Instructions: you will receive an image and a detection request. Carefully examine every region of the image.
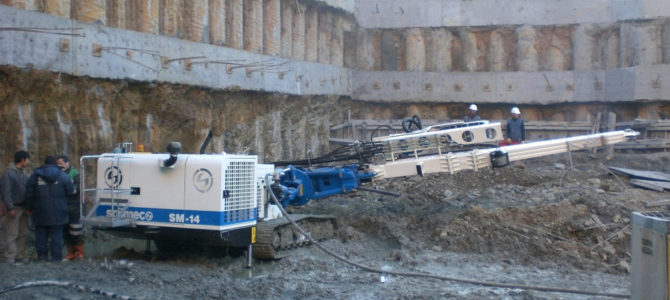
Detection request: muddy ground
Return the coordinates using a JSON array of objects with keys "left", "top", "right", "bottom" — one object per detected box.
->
[{"left": 1, "top": 151, "right": 668, "bottom": 299}]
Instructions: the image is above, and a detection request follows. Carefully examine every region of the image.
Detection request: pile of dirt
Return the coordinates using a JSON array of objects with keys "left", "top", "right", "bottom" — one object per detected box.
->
[{"left": 306, "top": 151, "right": 664, "bottom": 274}]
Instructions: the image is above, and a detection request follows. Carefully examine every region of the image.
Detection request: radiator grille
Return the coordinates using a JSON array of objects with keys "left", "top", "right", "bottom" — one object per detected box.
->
[{"left": 223, "top": 160, "right": 255, "bottom": 222}]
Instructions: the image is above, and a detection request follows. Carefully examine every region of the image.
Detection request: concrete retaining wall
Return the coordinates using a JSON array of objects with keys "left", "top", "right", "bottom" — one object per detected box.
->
[
  {"left": 2, "top": 4, "right": 670, "bottom": 104},
  {"left": 353, "top": 66, "right": 670, "bottom": 103},
  {"left": 0, "top": 5, "right": 350, "bottom": 96},
  {"left": 356, "top": 0, "right": 670, "bottom": 28}
]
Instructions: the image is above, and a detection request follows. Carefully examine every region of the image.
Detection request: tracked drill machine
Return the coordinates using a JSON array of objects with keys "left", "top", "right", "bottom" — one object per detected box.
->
[{"left": 80, "top": 120, "right": 638, "bottom": 260}]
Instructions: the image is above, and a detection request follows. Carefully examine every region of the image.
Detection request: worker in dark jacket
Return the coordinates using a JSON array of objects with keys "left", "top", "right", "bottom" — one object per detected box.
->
[
  {"left": 1, "top": 150, "right": 31, "bottom": 263},
  {"left": 25, "top": 156, "right": 74, "bottom": 261},
  {"left": 500, "top": 107, "right": 525, "bottom": 146},
  {"left": 57, "top": 155, "right": 84, "bottom": 260}
]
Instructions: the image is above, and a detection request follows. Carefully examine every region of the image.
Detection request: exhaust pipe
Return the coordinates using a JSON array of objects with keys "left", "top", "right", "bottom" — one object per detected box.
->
[{"left": 162, "top": 141, "right": 182, "bottom": 168}]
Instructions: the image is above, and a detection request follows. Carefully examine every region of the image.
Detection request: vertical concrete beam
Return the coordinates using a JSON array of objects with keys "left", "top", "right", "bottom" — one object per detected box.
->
[
  {"left": 183, "top": 1, "right": 208, "bottom": 43},
  {"left": 573, "top": 24, "right": 596, "bottom": 71},
  {"left": 71, "top": 0, "right": 106, "bottom": 24},
  {"left": 225, "top": 0, "right": 244, "bottom": 49},
  {"left": 637, "top": 22, "right": 662, "bottom": 66},
  {"left": 459, "top": 29, "right": 478, "bottom": 72},
  {"left": 331, "top": 16, "right": 344, "bottom": 67},
  {"left": 405, "top": 28, "right": 426, "bottom": 71},
  {"left": 25, "top": 0, "right": 39, "bottom": 10},
  {"left": 280, "top": 0, "right": 293, "bottom": 58},
  {"left": 209, "top": 0, "right": 226, "bottom": 46},
  {"left": 263, "top": 0, "right": 280, "bottom": 56},
  {"left": 43, "top": 0, "right": 70, "bottom": 17},
  {"left": 125, "top": 2, "right": 138, "bottom": 31},
  {"left": 159, "top": 0, "right": 180, "bottom": 37},
  {"left": 380, "top": 30, "right": 399, "bottom": 71},
  {"left": 605, "top": 29, "right": 619, "bottom": 69},
  {"left": 291, "top": 1, "right": 306, "bottom": 60},
  {"left": 317, "top": 9, "right": 332, "bottom": 64},
  {"left": 426, "top": 28, "right": 452, "bottom": 72},
  {"left": 135, "top": 0, "right": 159, "bottom": 34},
  {"left": 244, "top": 0, "right": 263, "bottom": 53},
  {"left": 517, "top": 25, "right": 539, "bottom": 71},
  {"left": 489, "top": 29, "right": 506, "bottom": 71},
  {"left": 547, "top": 27, "right": 572, "bottom": 70},
  {"left": 106, "top": 0, "right": 126, "bottom": 29},
  {"left": 619, "top": 23, "right": 661, "bottom": 67},
  {"left": 343, "top": 30, "right": 356, "bottom": 68},
  {"left": 620, "top": 23, "right": 636, "bottom": 67},
  {"left": 664, "top": 22, "right": 670, "bottom": 64},
  {"left": 396, "top": 31, "right": 406, "bottom": 71},
  {"left": 304, "top": 5, "right": 318, "bottom": 62},
  {"left": 339, "top": 17, "right": 355, "bottom": 67},
  {"left": 357, "top": 29, "right": 381, "bottom": 70}
]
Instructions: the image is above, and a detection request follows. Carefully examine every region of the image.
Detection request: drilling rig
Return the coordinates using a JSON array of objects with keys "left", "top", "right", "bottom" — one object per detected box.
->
[{"left": 80, "top": 119, "right": 638, "bottom": 260}]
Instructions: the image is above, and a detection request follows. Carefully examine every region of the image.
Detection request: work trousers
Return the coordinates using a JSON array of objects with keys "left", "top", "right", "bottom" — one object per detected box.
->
[
  {"left": 64, "top": 200, "right": 83, "bottom": 246},
  {"left": 0, "top": 217, "right": 7, "bottom": 257},
  {"left": 35, "top": 225, "right": 63, "bottom": 261},
  {"left": 5, "top": 205, "right": 28, "bottom": 262}
]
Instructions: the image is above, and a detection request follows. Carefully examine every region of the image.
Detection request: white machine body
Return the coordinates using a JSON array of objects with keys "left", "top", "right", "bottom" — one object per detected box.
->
[{"left": 94, "top": 153, "right": 261, "bottom": 231}]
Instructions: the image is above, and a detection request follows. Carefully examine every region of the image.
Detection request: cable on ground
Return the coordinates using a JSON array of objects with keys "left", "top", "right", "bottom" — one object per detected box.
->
[
  {"left": 265, "top": 174, "right": 630, "bottom": 299},
  {"left": 0, "top": 280, "right": 133, "bottom": 299}
]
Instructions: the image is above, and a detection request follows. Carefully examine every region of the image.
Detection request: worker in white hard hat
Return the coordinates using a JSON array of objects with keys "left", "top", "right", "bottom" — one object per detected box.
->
[
  {"left": 500, "top": 106, "right": 525, "bottom": 146},
  {"left": 464, "top": 104, "right": 481, "bottom": 122}
]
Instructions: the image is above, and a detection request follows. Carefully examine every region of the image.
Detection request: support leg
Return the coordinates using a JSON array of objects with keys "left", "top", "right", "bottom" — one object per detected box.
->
[{"left": 246, "top": 244, "right": 253, "bottom": 268}]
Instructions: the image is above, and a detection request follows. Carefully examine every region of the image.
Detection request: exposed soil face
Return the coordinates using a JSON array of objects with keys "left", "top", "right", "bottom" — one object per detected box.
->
[
  {"left": 2, "top": 64, "right": 670, "bottom": 169},
  {"left": 2, "top": 151, "right": 665, "bottom": 299}
]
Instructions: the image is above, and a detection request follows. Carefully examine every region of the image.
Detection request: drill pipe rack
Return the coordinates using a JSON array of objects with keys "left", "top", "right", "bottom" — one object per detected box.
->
[{"left": 370, "top": 129, "right": 639, "bottom": 180}]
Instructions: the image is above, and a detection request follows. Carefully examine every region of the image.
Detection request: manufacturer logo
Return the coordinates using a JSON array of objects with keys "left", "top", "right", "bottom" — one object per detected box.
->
[
  {"left": 193, "top": 168, "right": 213, "bottom": 193},
  {"left": 105, "top": 209, "right": 153, "bottom": 221},
  {"left": 104, "top": 166, "right": 123, "bottom": 188}
]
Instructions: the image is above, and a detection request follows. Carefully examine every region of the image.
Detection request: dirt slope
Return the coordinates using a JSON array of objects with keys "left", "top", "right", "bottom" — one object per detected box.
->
[{"left": 2, "top": 151, "right": 666, "bottom": 299}]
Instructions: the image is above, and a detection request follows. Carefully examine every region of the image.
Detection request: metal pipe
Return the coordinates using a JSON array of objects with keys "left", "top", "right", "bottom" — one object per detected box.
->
[
  {"left": 372, "top": 130, "right": 639, "bottom": 179},
  {"left": 357, "top": 187, "right": 401, "bottom": 197},
  {"left": 246, "top": 244, "right": 253, "bottom": 268}
]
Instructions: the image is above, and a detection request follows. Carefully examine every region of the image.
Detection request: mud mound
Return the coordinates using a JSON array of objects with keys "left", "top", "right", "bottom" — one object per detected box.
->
[
  {"left": 437, "top": 196, "right": 633, "bottom": 272},
  {"left": 309, "top": 151, "right": 668, "bottom": 274}
]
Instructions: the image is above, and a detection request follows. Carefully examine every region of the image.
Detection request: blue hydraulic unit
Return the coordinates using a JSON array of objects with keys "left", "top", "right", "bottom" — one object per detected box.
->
[{"left": 274, "top": 164, "right": 376, "bottom": 207}]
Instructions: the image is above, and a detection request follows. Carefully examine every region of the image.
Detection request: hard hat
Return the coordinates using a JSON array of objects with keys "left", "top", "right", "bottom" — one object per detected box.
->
[
  {"left": 468, "top": 104, "right": 478, "bottom": 111},
  {"left": 510, "top": 107, "right": 521, "bottom": 114}
]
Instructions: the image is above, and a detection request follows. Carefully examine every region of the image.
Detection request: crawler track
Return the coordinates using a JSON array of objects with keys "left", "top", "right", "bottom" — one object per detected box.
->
[{"left": 254, "top": 214, "right": 337, "bottom": 259}]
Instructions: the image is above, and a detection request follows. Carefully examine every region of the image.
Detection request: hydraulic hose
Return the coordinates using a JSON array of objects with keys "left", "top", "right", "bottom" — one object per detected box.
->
[
  {"left": 0, "top": 280, "right": 132, "bottom": 299},
  {"left": 264, "top": 174, "right": 629, "bottom": 299}
]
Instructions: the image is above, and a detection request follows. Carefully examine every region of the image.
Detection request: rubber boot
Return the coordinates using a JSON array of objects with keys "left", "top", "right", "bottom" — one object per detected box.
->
[
  {"left": 66, "top": 245, "right": 75, "bottom": 260},
  {"left": 75, "top": 244, "right": 84, "bottom": 259}
]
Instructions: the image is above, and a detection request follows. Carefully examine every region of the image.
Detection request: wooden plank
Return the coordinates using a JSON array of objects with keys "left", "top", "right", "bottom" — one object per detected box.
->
[
  {"left": 614, "top": 139, "right": 670, "bottom": 150},
  {"left": 591, "top": 112, "right": 601, "bottom": 155},
  {"left": 645, "top": 199, "right": 670, "bottom": 208},
  {"left": 608, "top": 166, "right": 670, "bottom": 182},
  {"left": 607, "top": 112, "right": 616, "bottom": 159},
  {"left": 630, "top": 179, "right": 669, "bottom": 192}
]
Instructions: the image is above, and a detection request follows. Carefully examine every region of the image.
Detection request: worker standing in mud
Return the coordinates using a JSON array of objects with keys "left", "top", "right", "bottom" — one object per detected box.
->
[
  {"left": 464, "top": 104, "right": 481, "bottom": 122},
  {"left": 500, "top": 107, "right": 525, "bottom": 146},
  {"left": 1, "top": 150, "right": 31, "bottom": 264},
  {"left": 25, "top": 156, "right": 74, "bottom": 262},
  {"left": 57, "top": 155, "right": 84, "bottom": 260}
]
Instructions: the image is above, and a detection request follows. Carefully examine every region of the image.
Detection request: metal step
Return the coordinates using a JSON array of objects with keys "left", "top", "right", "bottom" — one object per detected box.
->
[{"left": 82, "top": 216, "right": 133, "bottom": 228}]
